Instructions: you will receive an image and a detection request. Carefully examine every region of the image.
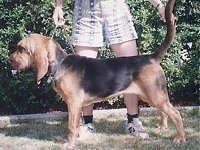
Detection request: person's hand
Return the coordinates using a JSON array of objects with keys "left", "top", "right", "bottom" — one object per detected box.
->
[
  {"left": 157, "top": 3, "right": 175, "bottom": 24},
  {"left": 52, "top": 6, "right": 65, "bottom": 26},
  {"left": 157, "top": 4, "right": 166, "bottom": 22}
]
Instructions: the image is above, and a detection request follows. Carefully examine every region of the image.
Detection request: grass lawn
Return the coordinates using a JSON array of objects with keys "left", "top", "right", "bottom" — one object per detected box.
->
[{"left": 0, "top": 107, "right": 199, "bottom": 150}]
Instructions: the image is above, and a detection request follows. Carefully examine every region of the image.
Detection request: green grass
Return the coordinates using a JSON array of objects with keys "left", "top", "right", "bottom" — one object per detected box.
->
[{"left": 0, "top": 108, "right": 199, "bottom": 150}]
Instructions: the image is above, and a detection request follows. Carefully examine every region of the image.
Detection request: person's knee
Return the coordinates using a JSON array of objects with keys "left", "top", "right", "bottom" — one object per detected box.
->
[
  {"left": 75, "top": 46, "right": 99, "bottom": 58},
  {"left": 111, "top": 40, "right": 138, "bottom": 57}
]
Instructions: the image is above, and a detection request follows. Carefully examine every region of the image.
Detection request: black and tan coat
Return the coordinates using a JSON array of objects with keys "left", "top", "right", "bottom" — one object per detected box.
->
[{"left": 9, "top": 0, "right": 186, "bottom": 149}]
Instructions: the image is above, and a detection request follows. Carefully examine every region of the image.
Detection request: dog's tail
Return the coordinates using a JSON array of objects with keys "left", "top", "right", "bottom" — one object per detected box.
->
[{"left": 152, "top": 0, "right": 176, "bottom": 61}]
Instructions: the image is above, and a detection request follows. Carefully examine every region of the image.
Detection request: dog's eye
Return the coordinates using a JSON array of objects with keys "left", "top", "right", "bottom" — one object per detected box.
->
[{"left": 17, "top": 45, "right": 25, "bottom": 53}]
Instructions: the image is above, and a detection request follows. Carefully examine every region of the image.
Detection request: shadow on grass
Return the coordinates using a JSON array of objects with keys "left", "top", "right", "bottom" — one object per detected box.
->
[
  {"left": 0, "top": 119, "right": 130, "bottom": 142},
  {"left": 0, "top": 117, "right": 178, "bottom": 143},
  {"left": 0, "top": 109, "right": 199, "bottom": 150}
]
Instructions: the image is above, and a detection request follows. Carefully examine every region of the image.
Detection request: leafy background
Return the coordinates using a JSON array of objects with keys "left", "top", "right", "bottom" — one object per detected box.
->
[{"left": 0, "top": 0, "right": 199, "bottom": 115}]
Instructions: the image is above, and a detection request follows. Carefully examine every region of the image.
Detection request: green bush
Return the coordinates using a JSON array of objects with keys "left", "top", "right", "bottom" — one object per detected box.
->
[
  {"left": 0, "top": 0, "right": 199, "bottom": 115},
  {"left": 0, "top": 0, "right": 72, "bottom": 115}
]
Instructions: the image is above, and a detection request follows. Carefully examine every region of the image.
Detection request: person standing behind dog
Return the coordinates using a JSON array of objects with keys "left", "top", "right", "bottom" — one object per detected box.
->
[{"left": 52, "top": 0, "right": 166, "bottom": 139}]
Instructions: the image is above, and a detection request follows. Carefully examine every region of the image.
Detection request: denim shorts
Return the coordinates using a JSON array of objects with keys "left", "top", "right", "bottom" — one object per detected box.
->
[{"left": 71, "top": 0, "right": 138, "bottom": 47}]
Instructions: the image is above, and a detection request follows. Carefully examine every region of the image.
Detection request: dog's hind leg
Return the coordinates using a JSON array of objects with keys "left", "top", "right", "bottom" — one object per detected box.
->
[
  {"left": 157, "top": 102, "right": 185, "bottom": 143},
  {"left": 148, "top": 91, "right": 186, "bottom": 143},
  {"left": 137, "top": 67, "right": 185, "bottom": 142}
]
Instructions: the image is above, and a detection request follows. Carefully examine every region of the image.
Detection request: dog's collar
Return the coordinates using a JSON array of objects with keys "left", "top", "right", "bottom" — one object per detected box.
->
[
  {"left": 47, "top": 58, "right": 65, "bottom": 85},
  {"left": 47, "top": 73, "right": 55, "bottom": 85},
  {"left": 50, "top": 25, "right": 75, "bottom": 54},
  {"left": 47, "top": 60, "right": 56, "bottom": 85}
]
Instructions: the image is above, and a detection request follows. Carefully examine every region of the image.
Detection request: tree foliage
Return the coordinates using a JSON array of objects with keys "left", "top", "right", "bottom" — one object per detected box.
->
[{"left": 0, "top": 0, "right": 199, "bottom": 115}]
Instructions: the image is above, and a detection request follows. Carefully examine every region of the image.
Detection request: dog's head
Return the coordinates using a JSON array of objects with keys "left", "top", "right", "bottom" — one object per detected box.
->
[{"left": 9, "top": 34, "right": 50, "bottom": 84}]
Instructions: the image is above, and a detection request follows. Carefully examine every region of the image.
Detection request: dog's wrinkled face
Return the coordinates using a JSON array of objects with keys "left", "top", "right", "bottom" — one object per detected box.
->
[
  {"left": 9, "top": 34, "right": 50, "bottom": 84},
  {"left": 9, "top": 45, "right": 31, "bottom": 71}
]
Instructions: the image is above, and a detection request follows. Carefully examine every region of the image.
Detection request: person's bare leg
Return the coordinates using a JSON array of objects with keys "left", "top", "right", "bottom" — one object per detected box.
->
[
  {"left": 111, "top": 40, "right": 149, "bottom": 139},
  {"left": 110, "top": 40, "right": 138, "bottom": 115},
  {"left": 75, "top": 46, "right": 99, "bottom": 117},
  {"left": 76, "top": 42, "right": 138, "bottom": 116},
  {"left": 75, "top": 46, "right": 99, "bottom": 134}
]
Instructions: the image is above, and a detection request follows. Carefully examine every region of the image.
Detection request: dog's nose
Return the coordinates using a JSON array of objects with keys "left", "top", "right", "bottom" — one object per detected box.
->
[
  {"left": 8, "top": 56, "right": 17, "bottom": 69},
  {"left": 8, "top": 57, "right": 11, "bottom": 63},
  {"left": 8, "top": 57, "right": 13, "bottom": 66},
  {"left": 8, "top": 57, "right": 14, "bottom": 66},
  {"left": 8, "top": 57, "right": 19, "bottom": 75}
]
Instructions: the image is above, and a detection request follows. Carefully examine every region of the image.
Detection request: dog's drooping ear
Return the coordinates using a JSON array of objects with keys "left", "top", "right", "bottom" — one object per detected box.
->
[
  {"left": 17, "top": 36, "right": 49, "bottom": 84},
  {"left": 34, "top": 49, "right": 49, "bottom": 84},
  {"left": 18, "top": 39, "right": 35, "bottom": 55}
]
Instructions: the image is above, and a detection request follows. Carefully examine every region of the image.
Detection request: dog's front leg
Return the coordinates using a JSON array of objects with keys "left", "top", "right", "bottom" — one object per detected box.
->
[{"left": 63, "top": 105, "right": 82, "bottom": 149}]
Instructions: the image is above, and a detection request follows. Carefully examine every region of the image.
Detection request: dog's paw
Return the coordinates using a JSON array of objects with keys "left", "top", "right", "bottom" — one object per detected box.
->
[
  {"left": 156, "top": 123, "right": 167, "bottom": 130},
  {"left": 61, "top": 142, "right": 75, "bottom": 150},
  {"left": 157, "top": 124, "right": 168, "bottom": 130},
  {"left": 173, "top": 136, "right": 186, "bottom": 143}
]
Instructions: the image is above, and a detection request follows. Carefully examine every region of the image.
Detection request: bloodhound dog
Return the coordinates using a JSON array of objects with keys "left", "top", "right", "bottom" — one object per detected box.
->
[{"left": 9, "top": 0, "right": 185, "bottom": 149}]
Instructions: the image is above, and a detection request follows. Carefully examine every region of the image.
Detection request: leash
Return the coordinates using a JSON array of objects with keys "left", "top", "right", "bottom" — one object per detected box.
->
[
  {"left": 48, "top": 25, "right": 75, "bottom": 84},
  {"left": 63, "top": 25, "right": 75, "bottom": 54},
  {"left": 50, "top": 25, "right": 75, "bottom": 54},
  {"left": 50, "top": 25, "right": 57, "bottom": 40}
]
